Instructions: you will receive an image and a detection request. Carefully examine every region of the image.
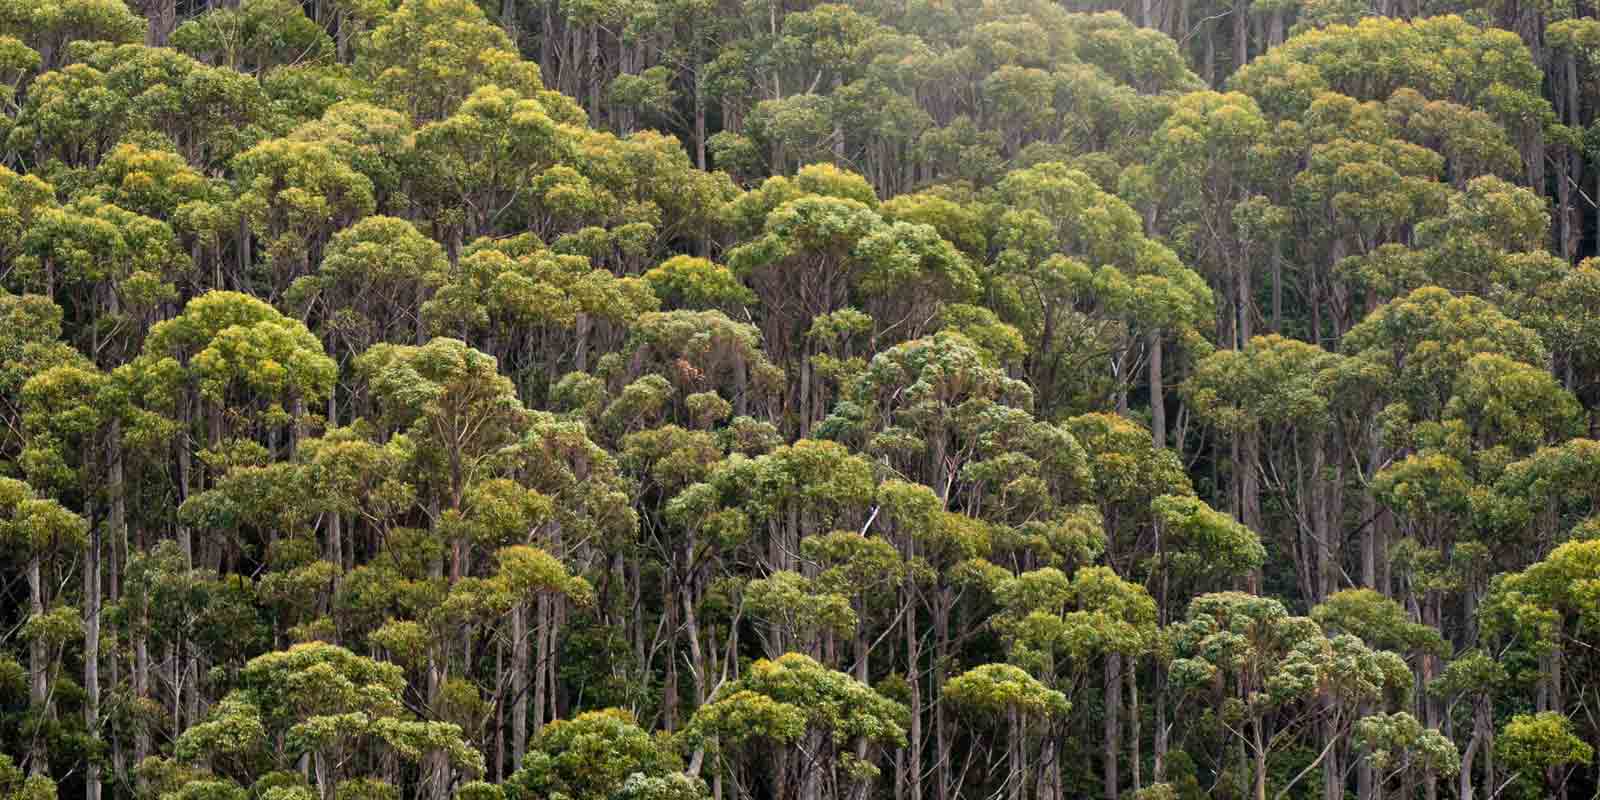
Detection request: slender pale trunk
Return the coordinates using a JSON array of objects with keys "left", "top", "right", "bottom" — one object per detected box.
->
[
  {"left": 831, "top": 73, "right": 845, "bottom": 162},
  {"left": 27, "top": 556, "right": 46, "bottom": 776},
  {"left": 1253, "top": 713, "right": 1268, "bottom": 800},
  {"left": 905, "top": 590, "right": 923, "bottom": 800},
  {"left": 1148, "top": 330, "right": 1164, "bottom": 449},
  {"left": 683, "top": 541, "right": 708, "bottom": 708},
  {"left": 1128, "top": 665, "right": 1141, "bottom": 794},
  {"left": 586, "top": 26, "right": 601, "bottom": 123},
  {"left": 327, "top": 509, "right": 343, "bottom": 575},
  {"left": 694, "top": 70, "right": 708, "bottom": 170},
  {"left": 1270, "top": 247, "right": 1283, "bottom": 333},
  {"left": 539, "top": 0, "right": 555, "bottom": 85},
  {"left": 1359, "top": 746, "right": 1374, "bottom": 800},
  {"left": 1478, "top": 697, "right": 1495, "bottom": 795},
  {"left": 511, "top": 603, "right": 529, "bottom": 768},
  {"left": 1202, "top": 15, "right": 1216, "bottom": 85},
  {"left": 552, "top": 590, "right": 568, "bottom": 720},
  {"left": 335, "top": 11, "right": 351, "bottom": 61},
  {"left": 1557, "top": 149, "right": 1573, "bottom": 261},
  {"left": 146, "top": 0, "right": 176, "bottom": 46},
  {"left": 314, "top": 752, "right": 333, "bottom": 800},
  {"left": 1104, "top": 653, "right": 1120, "bottom": 800},
  {"left": 1153, "top": 661, "right": 1168, "bottom": 783},
  {"left": 134, "top": 598, "right": 150, "bottom": 781},
  {"left": 501, "top": 0, "right": 518, "bottom": 42},
  {"left": 1321, "top": 696, "right": 1340, "bottom": 800},
  {"left": 169, "top": 641, "right": 181, "bottom": 740},
  {"left": 663, "top": 580, "right": 680, "bottom": 729},
  {"left": 1566, "top": 54, "right": 1582, "bottom": 262},
  {"left": 237, "top": 216, "right": 251, "bottom": 282},
  {"left": 493, "top": 641, "right": 504, "bottom": 781},
  {"left": 1241, "top": 429, "right": 1262, "bottom": 587},
  {"left": 1238, "top": 261, "right": 1253, "bottom": 345},
  {"left": 533, "top": 595, "right": 550, "bottom": 733},
  {"left": 934, "top": 591, "right": 952, "bottom": 800},
  {"left": 85, "top": 521, "right": 102, "bottom": 800},
  {"left": 798, "top": 342, "right": 813, "bottom": 438},
  {"left": 1458, "top": 717, "right": 1480, "bottom": 800},
  {"left": 1008, "top": 705, "right": 1023, "bottom": 800},
  {"left": 574, "top": 313, "right": 590, "bottom": 371},
  {"left": 1364, "top": 429, "right": 1385, "bottom": 592},
  {"left": 177, "top": 400, "right": 194, "bottom": 566}
]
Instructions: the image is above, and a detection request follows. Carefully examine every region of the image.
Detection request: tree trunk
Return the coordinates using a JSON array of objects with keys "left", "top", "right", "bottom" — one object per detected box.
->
[
  {"left": 1008, "top": 705, "right": 1023, "bottom": 800},
  {"left": 134, "top": 599, "right": 150, "bottom": 782},
  {"left": 586, "top": 26, "right": 601, "bottom": 125},
  {"left": 533, "top": 594, "right": 550, "bottom": 733},
  {"left": 934, "top": 591, "right": 952, "bottom": 800},
  {"left": 1104, "top": 653, "right": 1120, "bottom": 800},
  {"left": 511, "top": 603, "right": 529, "bottom": 769},
  {"left": 1232, "top": 0, "right": 1248, "bottom": 79},
  {"left": 1458, "top": 719, "right": 1479, "bottom": 800},
  {"left": 1321, "top": 696, "right": 1340, "bottom": 800},
  {"left": 177, "top": 401, "right": 194, "bottom": 566},
  {"left": 664, "top": 578, "right": 680, "bottom": 729},
  {"left": 905, "top": 586, "right": 923, "bottom": 800},
  {"left": 574, "top": 313, "right": 591, "bottom": 372},
  {"left": 1252, "top": 713, "right": 1268, "bottom": 800},
  {"left": 1128, "top": 663, "right": 1142, "bottom": 794},
  {"left": 540, "top": 0, "right": 555, "bottom": 86},
  {"left": 501, "top": 0, "right": 518, "bottom": 44},
  {"left": 28, "top": 557, "right": 47, "bottom": 776},
  {"left": 1153, "top": 660, "right": 1168, "bottom": 783},
  {"left": 85, "top": 521, "right": 102, "bottom": 800},
  {"left": 146, "top": 0, "right": 176, "bottom": 46},
  {"left": 1148, "top": 330, "right": 1165, "bottom": 449},
  {"left": 1241, "top": 429, "right": 1262, "bottom": 552}
]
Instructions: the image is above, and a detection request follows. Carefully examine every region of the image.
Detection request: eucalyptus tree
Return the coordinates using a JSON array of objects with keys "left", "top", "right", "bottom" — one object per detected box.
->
[
  {"left": 685, "top": 652, "right": 905, "bottom": 800},
  {"left": 173, "top": 642, "right": 482, "bottom": 800}
]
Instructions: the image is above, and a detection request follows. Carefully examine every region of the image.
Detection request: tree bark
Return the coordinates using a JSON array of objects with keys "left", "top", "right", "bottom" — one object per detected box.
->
[
  {"left": 1007, "top": 704, "right": 1023, "bottom": 800},
  {"left": 1128, "top": 663, "right": 1142, "bottom": 794},
  {"left": 905, "top": 584, "right": 923, "bottom": 800},
  {"left": 85, "top": 521, "right": 102, "bottom": 800},
  {"left": 1252, "top": 713, "right": 1268, "bottom": 800},
  {"left": 28, "top": 557, "right": 47, "bottom": 776},
  {"left": 146, "top": 0, "right": 176, "bottom": 46},
  {"left": 1149, "top": 330, "right": 1165, "bottom": 449},
  {"left": 511, "top": 603, "right": 529, "bottom": 769},
  {"left": 1104, "top": 653, "right": 1120, "bottom": 800}
]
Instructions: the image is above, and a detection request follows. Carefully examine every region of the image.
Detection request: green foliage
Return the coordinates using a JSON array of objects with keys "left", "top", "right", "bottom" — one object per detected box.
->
[
  {"left": 507, "top": 709, "right": 679, "bottom": 800},
  {"left": 688, "top": 653, "right": 905, "bottom": 757},
  {"left": 1497, "top": 712, "right": 1593, "bottom": 795},
  {"left": 177, "top": 642, "right": 484, "bottom": 790},
  {"left": 943, "top": 663, "right": 1069, "bottom": 721},
  {"left": 7, "top": 2, "right": 1600, "bottom": 800},
  {"left": 1355, "top": 712, "right": 1461, "bottom": 782}
]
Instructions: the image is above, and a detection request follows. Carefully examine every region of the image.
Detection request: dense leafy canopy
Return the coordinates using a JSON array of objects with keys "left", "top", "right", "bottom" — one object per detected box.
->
[{"left": 3, "top": 0, "right": 1600, "bottom": 799}]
